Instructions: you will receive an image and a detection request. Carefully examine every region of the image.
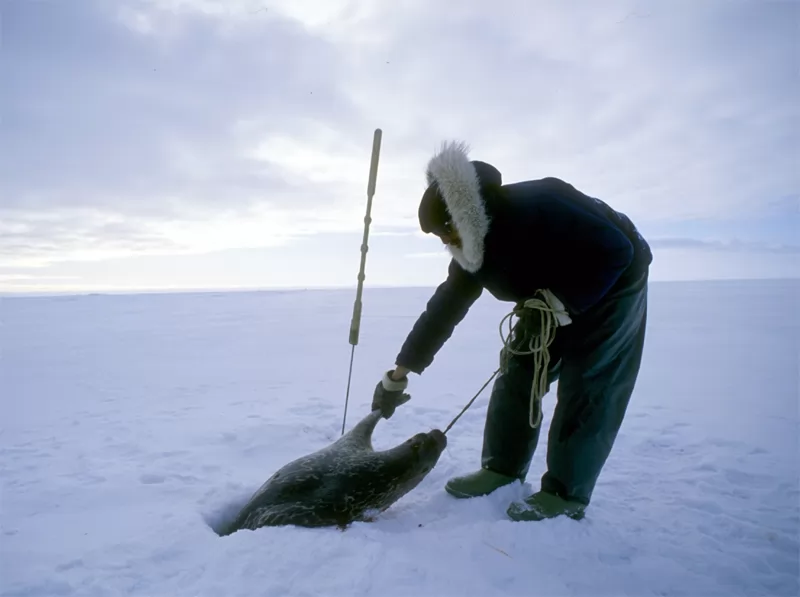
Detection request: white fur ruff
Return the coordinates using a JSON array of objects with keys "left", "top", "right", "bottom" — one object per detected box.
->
[{"left": 425, "top": 141, "right": 490, "bottom": 272}]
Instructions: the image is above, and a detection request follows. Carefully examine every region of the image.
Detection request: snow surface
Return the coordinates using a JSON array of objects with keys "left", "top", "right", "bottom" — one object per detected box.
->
[{"left": 2, "top": 278, "right": 798, "bottom": 597}]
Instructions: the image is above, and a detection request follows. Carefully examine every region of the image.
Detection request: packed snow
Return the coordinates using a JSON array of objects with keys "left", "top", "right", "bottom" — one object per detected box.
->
[{"left": 1, "top": 278, "right": 798, "bottom": 597}]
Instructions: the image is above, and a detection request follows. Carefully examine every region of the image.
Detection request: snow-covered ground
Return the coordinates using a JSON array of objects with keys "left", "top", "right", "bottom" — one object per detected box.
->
[{"left": 2, "top": 278, "right": 798, "bottom": 597}]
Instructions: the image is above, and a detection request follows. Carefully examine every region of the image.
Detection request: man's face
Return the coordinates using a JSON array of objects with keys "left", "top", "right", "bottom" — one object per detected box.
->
[{"left": 433, "top": 219, "right": 461, "bottom": 248}]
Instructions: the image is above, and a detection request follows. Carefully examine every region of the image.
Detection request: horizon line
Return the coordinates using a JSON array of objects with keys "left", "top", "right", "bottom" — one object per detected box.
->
[{"left": 1, "top": 275, "right": 798, "bottom": 299}]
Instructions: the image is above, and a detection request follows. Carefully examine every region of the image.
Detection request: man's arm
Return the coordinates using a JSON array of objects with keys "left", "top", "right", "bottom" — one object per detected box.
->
[
  {"left": 389, "top": 365, "right": 410, "bottom": 381},
  {"left": 392, "top": 259, "right": 483, "bottom": 376}
]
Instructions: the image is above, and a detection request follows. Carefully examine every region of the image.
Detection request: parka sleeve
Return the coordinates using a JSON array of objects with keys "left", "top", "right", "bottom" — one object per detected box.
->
[{"left": 395, "top": 259, "right": 484, "bottom": 374}]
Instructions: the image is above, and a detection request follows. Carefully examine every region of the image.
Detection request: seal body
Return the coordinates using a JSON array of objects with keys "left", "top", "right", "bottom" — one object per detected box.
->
[{"left": 217, "top": 410, "right": 447, "bottom": 535}]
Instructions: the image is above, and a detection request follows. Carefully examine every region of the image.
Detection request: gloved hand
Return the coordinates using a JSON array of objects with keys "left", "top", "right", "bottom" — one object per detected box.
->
[{"left": 371, "top": 370, "right": 411, "bottom": 418}]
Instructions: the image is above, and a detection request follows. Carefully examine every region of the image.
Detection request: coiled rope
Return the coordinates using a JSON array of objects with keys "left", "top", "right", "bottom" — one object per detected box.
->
[{"left": 443, "top": 290, "right": 568, "bottom": 434}]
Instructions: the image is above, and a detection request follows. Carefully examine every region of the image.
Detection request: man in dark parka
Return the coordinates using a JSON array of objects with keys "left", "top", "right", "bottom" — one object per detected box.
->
[{"left": 372, "top": 140, "right": 653, "bottom": 521}]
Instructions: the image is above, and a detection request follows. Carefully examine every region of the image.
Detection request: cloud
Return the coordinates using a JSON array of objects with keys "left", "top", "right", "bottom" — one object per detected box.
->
[
  {"left": 405, "top": 251, "right": 449, "bottom": 259},
  {"left": 3, "top": 0, "right": 797, "bottom": 281},
  {"left": 650, "top": 238, "right": 800, "bottom": 255},
  {"left": 4, "top": 2, "right": 339, "bottom": 209},
  {"left": 2, "top": 0, "right": 376, "bottom": 265}
]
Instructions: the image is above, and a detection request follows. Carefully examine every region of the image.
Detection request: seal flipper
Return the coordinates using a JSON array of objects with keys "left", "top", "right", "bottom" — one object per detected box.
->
[{"left": 335, "top": 409, "right": 383, "bottom": 451}]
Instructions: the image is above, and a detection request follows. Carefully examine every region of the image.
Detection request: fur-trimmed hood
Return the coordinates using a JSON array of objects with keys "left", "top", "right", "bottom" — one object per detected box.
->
[{"left": 424, "top": 141, "right": 500, "bottom": 272}]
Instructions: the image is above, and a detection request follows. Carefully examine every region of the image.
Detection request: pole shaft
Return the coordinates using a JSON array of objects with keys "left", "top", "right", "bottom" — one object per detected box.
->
[{"left": 341, "top": 128, "right": 382, "bottom": 435}]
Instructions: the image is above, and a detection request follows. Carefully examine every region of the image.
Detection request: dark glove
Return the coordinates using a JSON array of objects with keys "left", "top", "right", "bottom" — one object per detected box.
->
[{"left": 371, "top": 370, "right": 411, "bottom": 418}]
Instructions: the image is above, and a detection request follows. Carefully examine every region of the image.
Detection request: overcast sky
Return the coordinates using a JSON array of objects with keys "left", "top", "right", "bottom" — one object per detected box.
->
[{"left": 2, "top": 0, "right": 797, "bottom": 293}]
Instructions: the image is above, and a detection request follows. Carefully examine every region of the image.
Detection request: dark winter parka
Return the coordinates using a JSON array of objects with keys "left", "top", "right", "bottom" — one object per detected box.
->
[{"left": 395, "top": 141, "right": 653, "bottom": 374}]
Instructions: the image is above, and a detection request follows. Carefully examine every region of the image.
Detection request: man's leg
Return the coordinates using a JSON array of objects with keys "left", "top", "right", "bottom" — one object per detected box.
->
[
  {"left": 445, "top": 347, "right": 562, "bottom": 498},
  {"left": 507, "top": 271, "right": 649, "bottom": 520}
]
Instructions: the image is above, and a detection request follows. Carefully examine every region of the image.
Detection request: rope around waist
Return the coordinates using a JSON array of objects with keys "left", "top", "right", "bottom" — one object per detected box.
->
[{"left": 444, "top": 288, "right": 571, "bottom": 434}]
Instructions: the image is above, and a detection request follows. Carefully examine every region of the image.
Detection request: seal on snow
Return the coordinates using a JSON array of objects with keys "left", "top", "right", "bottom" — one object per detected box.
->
[{"left": 216, "top": 408, "right": 447, "bottom": 535}]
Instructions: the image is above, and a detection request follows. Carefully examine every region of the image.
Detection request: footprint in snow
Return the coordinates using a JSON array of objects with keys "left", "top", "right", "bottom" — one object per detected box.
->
[{"left": 287, "top": 396, "right": 336, "bottom": 416}]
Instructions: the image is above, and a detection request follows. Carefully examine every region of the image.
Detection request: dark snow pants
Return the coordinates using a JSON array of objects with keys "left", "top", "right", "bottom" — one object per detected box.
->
[{"left": 481, "top": 267, "right": 649, "bottom": 505}]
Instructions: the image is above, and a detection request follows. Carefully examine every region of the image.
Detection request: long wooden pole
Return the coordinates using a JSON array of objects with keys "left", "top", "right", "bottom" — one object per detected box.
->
[{"left": 341, "top": 128, "right": 382, "bottom": 435}]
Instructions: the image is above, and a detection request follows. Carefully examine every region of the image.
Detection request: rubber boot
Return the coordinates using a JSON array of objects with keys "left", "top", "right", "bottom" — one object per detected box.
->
[
  {"left": 506, "top": 490, "right": 586, "bottom": 521},
  {"left": 445, "top": 468, "right": 519, "bottom": 499}
]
